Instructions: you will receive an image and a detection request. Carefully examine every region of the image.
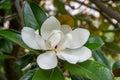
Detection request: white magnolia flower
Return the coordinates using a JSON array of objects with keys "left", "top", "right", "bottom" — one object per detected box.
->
[{"left": 21, "top": 16, "right": 92, "bottom": 69}]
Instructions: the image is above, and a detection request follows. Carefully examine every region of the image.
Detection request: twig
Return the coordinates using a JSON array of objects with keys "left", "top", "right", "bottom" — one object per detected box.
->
[
  {"left": 75, "top": 0, "right": 100, "bottom": 12},
  {"left": 14, "top": 0, "right": 24, "bottom": 27},
  {"left": 100, "top": 12, "right": 118, "bottom": 28},
  {"left": 74, "top": 0, "right": 119, "bottom": 28},
  {"left": 90, "top": 0, "right": 120, "bottom": 22}
]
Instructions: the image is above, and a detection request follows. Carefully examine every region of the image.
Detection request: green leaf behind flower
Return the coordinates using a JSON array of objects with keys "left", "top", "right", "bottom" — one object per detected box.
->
[
  {"left": 23, "top": 1, "right": 47, "bottom": 30},
  {"left": 19, "top": 68, "right": 38, "bottom": 80},
  {"left": 85, "top": 34, "right": 104, "bottom": 50},
  {"left": 63, "top": 60, "right": 114, "bottom": 80},
  {"left": 32, "top": 67, "right": 65, "bottom": 80},
  {"left": 0, "top": 29, "right": 38, "bottom": 53},
  {"left": 92, "top": 48, "right": 111, "bottom": 69}
]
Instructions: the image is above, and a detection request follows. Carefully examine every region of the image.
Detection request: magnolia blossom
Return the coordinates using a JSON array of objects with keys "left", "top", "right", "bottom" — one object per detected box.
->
[{"left": 21, "top": 16, "right": 92, "bottom": 69}]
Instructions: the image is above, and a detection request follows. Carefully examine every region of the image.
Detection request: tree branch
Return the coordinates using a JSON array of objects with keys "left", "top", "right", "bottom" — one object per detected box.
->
[
  {"left": 75, "top": 0, "right": 119, "bottom": 28},
  {"left": 4, "top": 45, "right": 20, "bottom": 80},
  {"left": 90, "top": 0, "right": 120, "bottom": 22},
  {"left": 11, "top": 0, "right": 24, "bottom": 28},
  {"left": 75, "top": 0, "right": 100, "bottom": 12}
]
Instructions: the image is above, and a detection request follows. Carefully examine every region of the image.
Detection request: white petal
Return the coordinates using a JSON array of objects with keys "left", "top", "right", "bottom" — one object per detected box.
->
[
  {"left": 35, "top": 35, "right": 47, "bottom": 50},
  {"left": 58, "top": 34, "right": 72, "bottom": 50},
  {"left": 21, "top": 27, "right": 40, "bottom": 49},
  {"left": 46, "top": 30, "right": 62, "bottom": 49},
  {"left": 61, "top": 25, "right": 72, "bottom": 34},
  {"left": 68, "top": 28, "right": 90, "bottom": 49},
  {"left": 41, "top": 16, "right": 61, "bottom": 40},
  {"left": 62, "top": 46, "right": 92, "bottom": 62},
  {"left": 77, "top": 47, "right": 92, "bottom": 62},
  {"left": 56, "top": 51, "right": 80, "bottom": 64},
  {"left": 37, "top": 51, "right": 57, "bottom": 69}
]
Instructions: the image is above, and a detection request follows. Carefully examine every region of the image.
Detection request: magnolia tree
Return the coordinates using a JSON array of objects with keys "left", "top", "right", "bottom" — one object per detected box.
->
[{"left": 0, "top": 0, "right": 120, "bottom": 80}]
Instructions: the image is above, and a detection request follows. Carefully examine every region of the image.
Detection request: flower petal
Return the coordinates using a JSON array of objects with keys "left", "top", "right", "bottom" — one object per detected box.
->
[
  {"left": 61, "top": 25, "right": 72, "bottom": 34},
  {"left": 58, "top": 34, "right": 72, "bottom": 50},
  {"left": 68, "top": 28, "right": 90, "bottom": 49},
  {"left": 77, "top": 47, "right": 92, "bottom": 62},
  {"left": 41, "top": 16, "right": 61, "bottom": 40},
  {"left": 56, "top": 51, "right": 80, "bottom": 64},
  {"left": 62, "top": 46, "right": 92, "bottom": 62},
  {"left": 21, "top": 27, "right": 40, "bottom": 49},
  {"left": 35, "top": 35, "right": 47, "bottom": 50},
  {"left": 37, "top": 51, "right": 57, "bottom": 69},
  {"left": 46, "top": 30, "right": 62, "bottom": 49}
]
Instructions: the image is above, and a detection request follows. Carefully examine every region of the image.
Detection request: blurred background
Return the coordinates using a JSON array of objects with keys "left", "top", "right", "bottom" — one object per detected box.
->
[{"left": 0, "top": 0, "right": 120, "bottom": 80}]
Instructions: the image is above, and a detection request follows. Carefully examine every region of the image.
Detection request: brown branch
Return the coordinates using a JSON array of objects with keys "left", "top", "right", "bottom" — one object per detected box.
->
[
  {"left": 75, "top": 0, "right": 119, "bottom": 28},
  {"left": 100, "top": 12, "right": 118, "bottom": 28},
  {"left": 3, "top": 1, "right": 23, "bottom": 80},
  {"left": 90, "top": 0, "right": 120, "bottom": 22},
  {"left": 75, "top": 0, "right": 100, "bottom": 12},
  {"left": 4, "top": 45, "right": 21, "bottom": 80},
  {"left": 11, "top": 0, "right": 24, "bottom": 29}
]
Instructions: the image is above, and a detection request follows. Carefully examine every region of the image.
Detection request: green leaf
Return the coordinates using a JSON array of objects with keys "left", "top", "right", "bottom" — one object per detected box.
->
[
  {"left": 92, "top": 48, "right": 111, "bottom": 69},
  {"left": 0, "top": 29, "right": 38, "bottom": 53},
  {"left": 53, "top": 0, "right": 67, "bottom": 14},
  {"left": 112, "top": 61, "right": 120, "bottom": 70},
  {"left": 71, "top": 74, "right": 84, "bottom": 80},
  {"left": 105, "top": 43, "right": 120, "bottom": 53},
  {"left": 14, "top": 53, "right": 34, "bottom": 72},
  {"left": 0, "top": 54, "right": 15, "bottom": 59},
  {"left": 0, "top": 0, "right": 12, "bottom": 10},
  {"left": 74, "top": 19, "right": 79, "bottom": 29},
  {"left": 112, "top": 61, "right": 120, "bottom": 77},
  {"left": 19, "top": 68, "right": 38, "bottom": 80},
  {"left": 32, "top": 67, "right": 65, "bottom": 80},
  {"left": 63, "top": 60, "right": 114, "bottom": 80},
  {"left": 0, "top": 38, "right": 13, "bottom": 53},
  {"left": 23, "top": 1, "right": 47, "bottom": 30},
  {"left": 85, "top": 34, "right": 104, "bottom": 50}
]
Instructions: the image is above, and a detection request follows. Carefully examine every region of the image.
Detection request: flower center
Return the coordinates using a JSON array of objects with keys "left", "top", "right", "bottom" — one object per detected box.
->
[
  {"left": 55, "top": 45, "right": 58, "bottom": 49},
  {"left": 46, "top": 30, "right": 62, "bottom": 51}
]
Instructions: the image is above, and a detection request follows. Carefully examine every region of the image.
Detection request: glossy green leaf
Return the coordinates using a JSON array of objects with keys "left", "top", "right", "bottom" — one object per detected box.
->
[
  {"left": 74, "top": 19, "right": 79, "bottom": 29},
  {"left": 23, "top": 1, "right": 47, "bottom": 30},
  {"left": 53, "top": 0, "right": 67, "bottom": 14},
  {"left": 63, "top": 60, "right": 114, "bottom": 80},
  {"left": 0, "top": 54, "right": 15, "bottom": 59},
  {"left": 14, "top": 53, "right": 34, "bottom": 72},
  {"left": 0, "top": 29, "right": 38, "bottom": 53},
  {"left": 32, "top": 67, "right": 65, "bottom": 80},
  {"left": 105, "top": 43, "right": 120, "bottom": 53},
  {"left": 0, "top": 0, "right": 12, "bottom": 10},
  {"left": 0, "top": 38, "right": 13, "bottom": 53},
  {"left": 71, "top": 74, "right": 84, "bottom": 80},
  {"left": 19, "top": 68, "right": 38, "bottom": 80},
  {"left": 85, "top": 34, "right": 104, "bottom": 50},
  {"left": 112, "top": 61, "right": 120, "bottom": 70},
  {"left": 112, "top": 61, "right": 120, "bottom": 77},
  {"left": 92, "top": 48, "right": 111, "bottom": 69}
]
